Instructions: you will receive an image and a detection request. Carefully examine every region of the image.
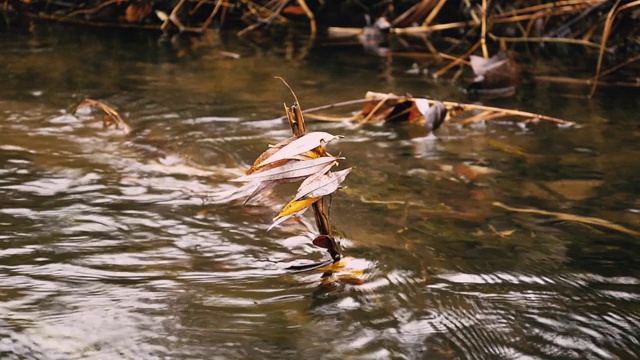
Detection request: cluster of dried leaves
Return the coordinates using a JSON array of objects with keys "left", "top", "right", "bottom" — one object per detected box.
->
[
  {"left": 232, "top": 131, "right": 351, "bottom": 231},
  {"left": 298, "top": 91, "right": 575, "bottom": 130},
  {"left": 232, "top": 80, "right": 352, "bottom": 263},
  {"left": 5, "top": 1, "right": 637, "bottom": 95}
]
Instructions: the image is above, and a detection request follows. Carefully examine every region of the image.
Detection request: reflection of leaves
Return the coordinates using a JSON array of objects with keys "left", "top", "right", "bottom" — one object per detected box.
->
[
  {"left": 442, "top": 163, "right": 498, "bottom": 182},
  {"left": 493, "top": 201, "right": 640, "bottom": 237},
  {"left": 468, "top": 51, "right": 518, "bottom": 96},
  {"left": 543, "top": 179, "right": 604, "bottom": 201}
]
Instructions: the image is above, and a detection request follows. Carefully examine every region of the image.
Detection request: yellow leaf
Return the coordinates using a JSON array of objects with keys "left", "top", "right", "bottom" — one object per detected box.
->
[
  {"left": 278, "top": 197, "right": 320, "bottom": 218},
  {"left": 498, "top": 230, "right": 516, "bottom": 237}
]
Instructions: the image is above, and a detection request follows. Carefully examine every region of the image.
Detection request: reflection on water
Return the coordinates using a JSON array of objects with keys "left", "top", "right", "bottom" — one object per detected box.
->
[{"left": 1, "top": 25, "right": 639, "bottom": 359}]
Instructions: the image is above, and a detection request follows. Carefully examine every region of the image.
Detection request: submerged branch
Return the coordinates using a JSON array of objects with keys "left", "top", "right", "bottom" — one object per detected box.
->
[
  {"left": 493, "top": 202, "right": 640, "bottom": 237},
  {"left": 72, "top": 99, "right": 132, "bottom": 134},
  {"left": 273, "top": 93, "right": 575, "bottom": 128}
]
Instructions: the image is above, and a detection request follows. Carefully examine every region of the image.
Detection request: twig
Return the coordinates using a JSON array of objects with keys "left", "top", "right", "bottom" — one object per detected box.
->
[
  {"left": 63, "top": 0, "right": 121, "bottom": 19},
  {"left": 277, "top": 77, "right": 342, "bottom": 261},
  {"left": 598, "top": 54, "right": 640, "bottom": 78},
  {"left": 481, "top": 0, "right": 489, "bottom": 58},
  {"left": 422, "top": 0, "right": 447, "bottom": 27},
  {"left": 199, "top": 0, "right": 225, "bottom": 31},
  {"left": 488, "top": 33, "right": 605, "bottom": 50},
  {"left": 590, "top": 0, "right": 622, "bottom": 97},
  {"left": 356, "top": 93, "right": 393, "bottom": 127},
  {"left": 432, "top": 99, "right": 574, "bottom": 126},
  {"left": 272, "top": 95, "right": 575, "bottom": 127},
  {"left": 438, "top": 52, "right": 471, "bottom": 65},
  {"left": 493, "top": 0, "right": 606, "bottom": 18},
  {"left": 296, "top": 0, "right": 317, "bottom": 39},
  {"left": 433, "top": 40, "right": 481, "bottom": 77},
  {"left": 493, "top": 201, "right": 640, "bottom": 237},
  {"left": 533, "top": 75, "right": 640, "bottom": 88},
  {"left": 589, "top": 0, "right": 640, "bottom": 96}
]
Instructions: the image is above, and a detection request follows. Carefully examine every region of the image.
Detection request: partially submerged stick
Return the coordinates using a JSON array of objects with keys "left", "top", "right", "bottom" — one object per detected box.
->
[
  {"left": 72, "top": 98, "right": 132, "bottom": 134},
  {"left": 493, "top": 202, "right": 640, "bottom": 237},
  {"left": 269, "top": 93, "right": 575, "bottom": 127},
  {"left": 276, "top": 77, "right": 343, "bottom": 261}
]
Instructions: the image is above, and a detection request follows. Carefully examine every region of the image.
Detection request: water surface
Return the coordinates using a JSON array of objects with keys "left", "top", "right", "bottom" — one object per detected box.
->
[{"left": 1, "top": 25, "right": 639, "bottom": 359}]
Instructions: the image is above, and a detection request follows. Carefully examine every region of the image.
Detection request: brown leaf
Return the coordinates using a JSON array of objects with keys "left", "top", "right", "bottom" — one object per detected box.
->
[
  {"left": 362, "top": 91, "right": 411, "bottom": 123},
  {"left": 125, "top": 2, "right": 152, "bottom": 23}
]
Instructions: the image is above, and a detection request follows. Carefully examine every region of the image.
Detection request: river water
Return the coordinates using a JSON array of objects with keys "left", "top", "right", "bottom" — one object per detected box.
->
[{"left": 1, "top": 25, "right": 639, "bottom": 359}]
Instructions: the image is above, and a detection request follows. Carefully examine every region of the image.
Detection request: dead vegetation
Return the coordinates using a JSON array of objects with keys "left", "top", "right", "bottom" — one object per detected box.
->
[
  {"left": 3, "top": 1, "right": 638, "bottom": 95},
  {"left": 271, "top": 91, "right": 575, "bottom": 134},
  {"left": 72, "top": 98, "right": 132, "bottom": 134},
  {"left": 232, "top": 78, "right": 350, "bottom": 266}
]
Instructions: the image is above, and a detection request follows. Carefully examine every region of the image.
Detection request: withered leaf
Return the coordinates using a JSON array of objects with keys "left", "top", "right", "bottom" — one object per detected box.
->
[
  {"left": 293, "top": 167, "right": 352, "bottom": 201},
  {"left": 362, "top": 91, "right": 410, "bottom": 123},
  {"left": 294, "top": 162, "right": 335, "bottom": 190},
  {"left": 278, "top": 197, "right": 321, "bottom": 218},
  {"left": 232, "top": 156, "right": 341, "bottom": 183},
  {"left": 243, "top": 176, "right": 307, "bottom": 205},
  {"left": 268, "top": 197, "right": 321, "bottom": 231},
  {"left": 125, "top": 2, "right": 152, "bottom": 23},
  {"left": 247, "top": 136, "right": 297, "bottom": 175},
  {"left": 256, "top": 132, "right": 339, "bottom": 168}
]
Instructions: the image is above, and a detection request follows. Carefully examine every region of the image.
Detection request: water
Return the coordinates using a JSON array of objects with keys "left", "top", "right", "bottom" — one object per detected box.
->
[{"left": 1, "top": 25, "right": 639, "bottom": 359}]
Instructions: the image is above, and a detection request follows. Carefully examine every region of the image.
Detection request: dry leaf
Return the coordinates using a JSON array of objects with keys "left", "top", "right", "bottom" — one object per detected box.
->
[
  {"left": 362, "top": 91, "right": 411, "bottom": 123},
  {"left": 125, "top": 2, "right": 152, "bottom": 23},
  {"left": 268, "top": 197, "right": 321, "bottom": 231},
  {"left": 247, "top": 136, "right": 296, "bottom": 175},
  {"left": 256, "top": 132, "right": 338, "bottom": 168},
  {"left": 232, "top": 156, "right": 340, "bottom": 183},
  {"left": 278, "top": 197, "right": 321, "bottom": 218},
  {"left": 294, "top": 167, "right": 352, "bottom": 201},
  {"left": 243, "top": 177, "right": 307, "bottom": 205}
]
